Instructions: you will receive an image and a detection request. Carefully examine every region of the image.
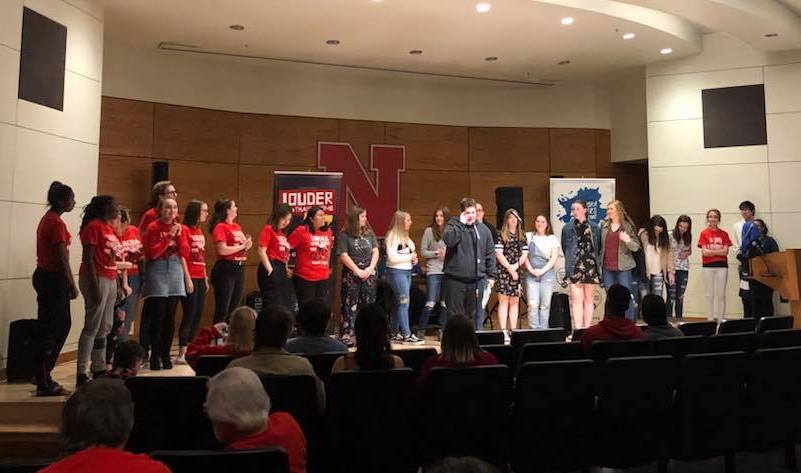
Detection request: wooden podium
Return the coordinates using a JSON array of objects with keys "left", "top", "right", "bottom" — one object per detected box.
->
[{"left": 749, "top": 249, "right": 801, "bottom": 328}]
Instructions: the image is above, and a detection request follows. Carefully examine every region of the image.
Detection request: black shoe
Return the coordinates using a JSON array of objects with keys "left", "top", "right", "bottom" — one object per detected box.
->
[
  {"left": 161, "top": 357, "right": 173, "bottom": 370},
  {"left": 37, "top": 382, "right": 71, "bottom": 397},
  {"left": 149, "top": 356, "right": 161, "bottom": 371},
  {"left": 92, "top": 370, "right": 108, "bottom": 379},
  {"left": 76, "top": 373, "right": 90, "bottom": 387}
]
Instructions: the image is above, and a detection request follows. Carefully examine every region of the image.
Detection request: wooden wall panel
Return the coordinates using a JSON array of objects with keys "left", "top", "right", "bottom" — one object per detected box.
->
[
  {"left": 400, "top": 170, "right": 470, "bottom": 216},
  {"left": 386, "top": 123, "right": 468, "bottom": 170},
  {"left": 99, "top": 98, "right": 154, "bottom": 157},
  {"left": 468, "top": 172, "right": 550, "bottom": 220},
  {"left": 469, "top": 127, "right": 549, "bottom": 172},
  {"left": 97, "top": 155, "right": 153, "bottom": 213},
  {"left": 240, "top": 114, "right": 338, "bottom": 166},
  {"left": 549, "top": 128, "right": 598, "bottom": 175},
  {"left": 337, "top": 120, "right": 386, "bottom": 169},
  {"left": 168, "top": 160, "right": 239, "bottom": 211},
  {"left": 153, "top": 104, "right": 241, "bottom": 163},
  {"left": 237, "top": 164, "right": 310, "bottom": 216}
]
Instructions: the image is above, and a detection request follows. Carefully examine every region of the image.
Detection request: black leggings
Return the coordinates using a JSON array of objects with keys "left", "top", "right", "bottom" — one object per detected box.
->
[
  {"left": 32, "top": 268, "right": 72, "bottom": 387},
  {"left": 145, "top": 296, "right": 181, "bottom": 360},
  {"left": 294, "top": 276, "right": 330, "bottom": 307},
  {"left": 211, "top": 260, "right": 245, "bottom": 323},
  {"left": 258, "top": 261, "right": 293, "bottom": 310},
  {"left": 179, "top": 278, "right": 207, "bottom": 346}
]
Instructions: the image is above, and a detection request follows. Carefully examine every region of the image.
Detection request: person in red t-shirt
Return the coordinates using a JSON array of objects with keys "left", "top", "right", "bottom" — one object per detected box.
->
[
  {"left": 205, "top": 367, "right": 308, "bottom": 473},
  {"left": 287, "top": 206, "right": 334, "bottom": 306},
  {"left": 77, "top": 196, "right": 124, "bottom": 386},
  {"left": 697, "top": 208, "right": 733, "bottom": 322},
  {"left": 176, "top": 200, "right": 210, "bottom": 364},
  {"left": 33, "top": 181, "right": 78, "bottom": 396},
  {"left": 105, "top": 208, "right": 138, "bottom": 365},
  {"left": 115, "top": 209, "right": 144, "bottom": 343},
  {"left": 257, "top": 204, "right": 293, "bottom": 311},
  {"left": 581, "top": 284, "right": 644, "bottom": 353},
  {"left": 141, "top": 198, "right": 192, "bottom": 370},
  {"left": 41, "top": 378, "right": 170, "bottom": 473},
  {"left": 209, "top": 199, "right": 252, "bottom": 323},
  {"left": 185, "top": 306, "right": 256, "bottom": 370},
  {"left": 137, "top": 180, "right": 177, "bottom": 238}
]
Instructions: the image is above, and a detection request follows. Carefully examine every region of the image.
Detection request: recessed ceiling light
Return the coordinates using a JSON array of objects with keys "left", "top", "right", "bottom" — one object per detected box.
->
[
  {"left": 622, "top": 32, "right": 635, "bottom": 40},
  {"left": 370, "top": 0, "right": 383, "bottom": 2},
  {"left": 558, "top": 59, "right": 571, "bottom": 65},
  {"left": 229, "top": 24, "right": 245, "bottom": 31},
  {"left": 485, "top": 56, "right": 498, "bottom": 61},
  {"left": 326, "top": 39, "right": 340, "bottom": 45},
  {"left": 409, "top": 49, "right": 423, "bottom": 55},
  {"left": 476, "top": 3, "right": 491, "bottom": 13},
  {"left": 561, "top": 17, "right": 574, "bottom": 25},
  {"left": 660, "top": 47, "right": 673, "bottom": 55},
  {"left": 765, "top": 33, "right": 779, "bottom": 37}
]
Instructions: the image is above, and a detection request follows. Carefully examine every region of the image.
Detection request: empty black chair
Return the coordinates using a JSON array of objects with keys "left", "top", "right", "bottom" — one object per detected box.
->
[
  {"left": 392, "top": 347, "right": 437, "bottom": 373},
  {"left": 594, "top": 356, "right": 676, "bottom": 470},
  {"left": 300, "top": 352, "right": 345, "bottom": 383},
  {"left": 510, "top": 329, "right": 565, "bottom": 353},
  {"left": 671, "top": 352, "right": 747, "bottom": 473},
  {"left": 126, "top": 377, "right": 220, "bottom": 453},
  {"left": 326, "top": 369, "right": 415, "bottom": 473},
  {"left": 706, "top": 332, "right": 756, "bottom": 354},
  {"left": 194, "top": 355, "right": 237, "bottom": 377},
  {"left": 571, "top": 327, "right": 586, "bottom": 341},
  {"left": 420, "top": 365, "right": 513, "bottom": 468},
  {"left": 717, "top": 318, "right": 757, "bottom": 334},
  {"left": 589, "top": 339, "right": 653, "bottom": 363},
  {"left": 519, "top": 341, "right": 586, "bottom": 364},
  {"left": 257, "top": 374, "right": 320, "bottom": 432},
  {"left": 512, "top": 360, "right": 596, "bottom": 473},
  {"left": 678, "top": 321, "right": 717, "bottom": 337},
  {"left": 151, "top": 448, "right": 289, "bottom": 473},
  {"left": 481, "top": 344, "right": 515, "bottom": 369},
  {"left": 476, "top": 330, "right": 505, "bottom": 346},
  {"left": 652, "top": 336, "right": 705, "bottom": 360},
  {"left": 759, "top": 329, "right": 801, "bottom": 349},
  {"left": 757, "top": 315, "right": 794, "bottom": 334}
]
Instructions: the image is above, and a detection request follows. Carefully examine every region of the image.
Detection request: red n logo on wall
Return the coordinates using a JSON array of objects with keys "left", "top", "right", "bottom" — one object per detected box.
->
[{"left": 317, "top": 142, "right": 406, "bottom": 237}]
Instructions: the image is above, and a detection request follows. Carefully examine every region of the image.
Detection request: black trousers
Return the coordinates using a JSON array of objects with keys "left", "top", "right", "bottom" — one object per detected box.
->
[
  {"left": 294, "top": 276, "right": 330, "bottom": 307},
  {"left": 443, "top": 276, "right": 478, "bottom": 320},
  {"left": 32, "top": 268, "right": 71, "bottom": 387},
  {"left": 179, "top": 278, "right": 207, "bottom": 346},
  {"left": 740, "top": 288, "right": 754, "bottom": 318},
  {"left": 146, "top": 296, "right": 181, "bottom": 359},
  {"left": 258, "top": 261, "right": 293, "bottom": 310},
  {"left": 210, "top": 260, "right": 245, "bottom": 323},
  {"left": 751, "top": 280, "right": 775, "bottom": 318}
]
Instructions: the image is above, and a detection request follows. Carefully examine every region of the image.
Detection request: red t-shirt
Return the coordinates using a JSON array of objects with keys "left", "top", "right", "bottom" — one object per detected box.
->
[
  {"left": 40, "top": 446, "right": 170, "bottom": 473},
  {"left": 118, "top": 225, "right": 143, "bottom": 276},
  {"left": 697, "top": 227, "right": 732, "bottom": 267},
  {"left": 185, "top": 324, "right": 249, "bottom": 370},
  {"left": 144, "top": 220, "right": 190, "bottom": 261},
  {"left": 185, "top": 225, "right": 207, "bottom": 279},
  {"left": 226, "top": 412, "right": 308, "bottom": 473},
  {"left": 287, "top": 226, "right": 334, "bottom": 281},
  {"left": 36, "top": 210, "right": 71, "bottom": 272},
  {"left": 79, "top": 219, "right": 121, "bottom": 280},
  {"left": 138, "top": 207, "right": 158, "bottom": 237},
  {"left": 213, "top": 222, "right": 247, "bottom": 262},
  {"left": 259, "top": 224, "right": 290, "bottom": 264}
]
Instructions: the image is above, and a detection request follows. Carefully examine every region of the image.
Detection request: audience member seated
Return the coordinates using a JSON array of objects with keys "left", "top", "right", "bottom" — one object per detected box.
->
[
  {"left": 205, "top": 367, "right": 308, "bottom": 473},
  {"left": 641, "top": 294, "right": 684, "bottom": 340},
  {"left": 581, "top": 284, "right": 644, "bottom": 353},
  {"left": 40, "top": 379, "right": 170, "bottom": 473},
  {"left": 104, "top": 341, "right": 144, "bottom": 380},
  {"left": 185, "top": 306, "right": 257, "bottom": 370},
  {"left": 286, "top": 298, "right": 348, "bottom": 354},
  {"left": 425, "top": 456, "right": 501, "bottom": 473},
  {"left": 228, "top": 304, "right": 325, "bottom": 409},
  {"left": 416, "top": 314, "right": 498, "bottom": 390},
  {"left": 331, "top": 303, "right": 404, "bottom": 372}
]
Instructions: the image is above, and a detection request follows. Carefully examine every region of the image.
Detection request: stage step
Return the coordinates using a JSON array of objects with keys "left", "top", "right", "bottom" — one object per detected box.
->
[{"left": 0, "top": 395, "right": 63, "bottom": 458}]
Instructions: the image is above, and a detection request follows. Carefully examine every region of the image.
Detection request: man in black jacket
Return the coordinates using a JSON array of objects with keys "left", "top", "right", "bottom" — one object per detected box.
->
[{"left": 443, "top": 197, "right": 498, "bottom": 327}]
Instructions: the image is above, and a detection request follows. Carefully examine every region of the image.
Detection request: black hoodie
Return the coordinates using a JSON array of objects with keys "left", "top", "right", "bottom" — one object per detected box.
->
[{"left": 442, "top": 217, "right": 497, "bottom": 282}]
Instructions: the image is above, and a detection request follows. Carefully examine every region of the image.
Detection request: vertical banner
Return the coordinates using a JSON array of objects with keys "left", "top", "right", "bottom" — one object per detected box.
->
[
  {"left": 273, "top": 171, "right": 345, "bottom": 234},
  {"left": 550, "top": 178, "right": 616, "bottom": 238}
]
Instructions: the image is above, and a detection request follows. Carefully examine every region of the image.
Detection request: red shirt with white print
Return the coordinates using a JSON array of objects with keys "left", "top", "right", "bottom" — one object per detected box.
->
[
  {"left": 138, "top": 207, "right": 158, "bottom": 237},
  {"left": 697, "top": 227, "right": 733, "bottom": 267},
  {"left": 213, "top": 221, "right": 247, "bottom": 262},
  {"left": 79, "top": 219, "right": 121, "bottom": 280},
  {"left": 288, "top": 225, "right": 333, "bottom": 281},
  {"left": 144, "top": 220, "right": 190, "bottom": 261},
  {"left": 259, "top": 224, "right": 290, "bottom": 264},
  {"left": 185, "top": 225, "right": 207, "bottom": 279},
  {"left": 118, "top": 225, "right": 143, "bottom": 276},
  {"left": 36, "top": 210, "right": 71, "bottom": 272}
]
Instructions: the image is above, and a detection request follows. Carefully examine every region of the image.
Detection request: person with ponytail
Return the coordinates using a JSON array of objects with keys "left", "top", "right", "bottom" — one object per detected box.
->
[
  {"left": 209, "top": 199, "right": 251, "bottom": 324},
  {"left": 141, "top": 198, "right": 191, "bottom": 370},
  {"left": 77, "top": 196, "right": 123, "bottom": 386},
  {"left": 116, "top": 208, "right": 143, "bottom": 343},
  {"left": 257, "top": 204, "right": 293, "bottom": 310},
  {"left": 176, "top": 200, "right": 209, "bottom": 364},
  {"left": 287, "top": 206, "right": 334, "bottom": 305},
  {"left": 138, "top": 180, "right": 177, "bottom": 237},
  {"left": 33, "top": 182, "right": 77, "bottom": 396},
  {"left": 385, "top": 210, "right": 423, "bottom": 344},
  {"left": 698, "top": 209, "right": 732, "bottom": 321},
  {"left": 637, "top": 215, "right": 675, "bottom": 298}
]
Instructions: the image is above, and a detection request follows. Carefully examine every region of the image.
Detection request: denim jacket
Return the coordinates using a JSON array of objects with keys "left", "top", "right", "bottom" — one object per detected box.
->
[{"left": 561, "top": 218, "right": 601, "bottom": 280}]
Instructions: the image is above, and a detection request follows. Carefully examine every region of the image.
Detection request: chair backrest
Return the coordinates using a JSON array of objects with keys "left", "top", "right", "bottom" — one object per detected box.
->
[
  {"left": 257, "top": 374, "right": 319, "bottom": 433},
  {"left": 511, "top": 360, "right": 596, "bottom": 473},
  {"left": 300, "top": 352, "right": 345, "bottom": 383},
  {"left": 194, "top": 355, "right": 237, "bottom": 377},
  {"left": 589, "top": 339, "right": 653, "bottom": 363},
  {"left": 392, "top": 347, "right": 437, "bottom": 373},
  {"left": 757, "top": 315, "right": 794, "bottom": 334},
  {"left": 705, "top": 332, "right": 756, "bottom": 354},
  {"left": 510, "top": 329, "right": 565, "bottom": 352},
  {"left": 519, "top": 341, "right": 586, "bottom": 364},
  {"left": 476, "top": 330, "right": 505, "bottom": 346},
  {"left": 326, "top": 369, "right": 415, "bottom": 473},
  {"left": 0, "top": 459, "right": 53, "bottom": 473},
  {"left": 151, "top": 448, "right": 289, "bottom": 473},
  {"left": 126, "top": 377, "right": 220, "bottom": 453},
  {"left": 678, "top": 321, "right": 718, "bottom": 337},
  {"left": 758, "top": 328, "right": 801, "bottom": 349},
  {"left": 717, "top": 318, "right": 757, "bottom": 334},
  {"left": 481, "top": 344, "right": 516, "bottom": 369},
  {"left": 651, "top": 336, "right": 705, "bottom": 359},
  {"left": 571, "top": 328, "right": 587, "bottom": 341}
]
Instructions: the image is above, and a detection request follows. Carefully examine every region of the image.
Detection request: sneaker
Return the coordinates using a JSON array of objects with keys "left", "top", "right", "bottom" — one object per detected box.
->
[
  {"left": 149, "top": 357, "right": 162, "bottom": 371},
  {"left": 404, "top": 334, "right": 424, "bottom": 344},
  {"left": 76, "top": 373, "right": 90, "bottom": 387},
  {"left": 503, "top": 331, "right": 511, "bottom": 344},
  {"left": 390, "top": 333, "right": 404, "bottom": 343},
  {"left": 161, "top": 357, "right": 173, "bottom": 370},
  {"left": 175, "top": 354, "right": 187, "bottom": 365}
]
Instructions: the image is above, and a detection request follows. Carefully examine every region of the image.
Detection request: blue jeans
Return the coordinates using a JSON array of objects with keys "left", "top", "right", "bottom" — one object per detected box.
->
[
  {"left": 418, "top": 273, "right": 446, "bottom": 330},
  {"left": 119, "top": 273, "right": 142, "bottom": 342},
  {"left": 525, "top": 274, "right": 554, "bottom": 329},
  {"left": 667, "top": 270, "right": 688, "bottom": 319},
  {"left": 386, "top": 268, "right": 412, "bottom": 337},
  {"left": 602, "top": 269, "right": 637, "bottom": 321},
  {"left": 475, "top": 278, "right": 488, "bottom": 330}
]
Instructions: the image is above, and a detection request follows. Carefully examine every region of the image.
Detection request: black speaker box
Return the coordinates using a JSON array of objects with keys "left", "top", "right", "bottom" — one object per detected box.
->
[
  {"left": 152, "top": 161, "right": 169, "bottom": 186},
  {"left": 495, "top": 187, "right": 524, "bottom": 229}
]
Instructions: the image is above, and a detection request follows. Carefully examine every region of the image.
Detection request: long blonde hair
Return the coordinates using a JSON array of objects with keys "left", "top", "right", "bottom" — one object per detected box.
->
[
  {"left": 500, "top": 209, "right": 525, "bottom": 243},
  {"left": 227, "top": 307, "right": 257, "bottom": 352},
  {"left": 385, "top": 210, "right": 411, "bottom": 249},
  {"left": 607, "top": 199, "right": 637, "bottom": 231}
]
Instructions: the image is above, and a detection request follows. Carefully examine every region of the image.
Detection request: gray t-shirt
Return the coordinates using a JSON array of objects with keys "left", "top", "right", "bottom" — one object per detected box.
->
[
  {"left": 335, "top": 231, "right": 377, "bottom": 269},
  {"left": 421, "top": 226, "right": 446, "bottom": 275}
]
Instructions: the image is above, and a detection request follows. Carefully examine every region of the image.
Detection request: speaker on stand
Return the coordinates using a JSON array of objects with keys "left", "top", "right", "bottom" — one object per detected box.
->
[{"left": 152, "top": 161, "right": 169, "bottom": 186}]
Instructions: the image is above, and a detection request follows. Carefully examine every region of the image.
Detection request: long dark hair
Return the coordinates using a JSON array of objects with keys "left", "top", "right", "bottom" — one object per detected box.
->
[
  {"left": 208, "top": 199, "right": 233, "bottom": 233},
  {"left": 430, "top": 206, "right": 449, "bottom": 241},
  {"left": 354, "top": 304, "right": 394, "bottom": 370},
  {"left": 81, "top": 195, "right": 119, "bottom": 230},
  {"left": 304, "top": 205, "right": 327, "bottom": 234},
  {"left": 345, "top": 206, "right": 372, "bottom": 237},
  {"left": 672, "top": 215, "right": 692, "bottom": 247},
  {"left": 119, "top": 206, "right": 130, "bottom": 225},
  {"left": 47, "top": 181, "right": 74, "bottom": 212},
  {"left": 645, "top": 215, "right": 670, "bottom": 251},
  {"left": 269, "top": 203, "right": 292, "bottom": 229},
  {"left": 441, "top": 315, "right": 482, "bottom": 365},
  {"left": 183, "top": 200, "right": 205, "bottom": 228}
]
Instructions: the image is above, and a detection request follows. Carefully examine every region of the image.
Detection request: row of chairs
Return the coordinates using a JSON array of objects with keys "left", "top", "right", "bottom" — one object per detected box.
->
[{"left": 568, "top": 315, "right": 794, "bottom": 341}]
